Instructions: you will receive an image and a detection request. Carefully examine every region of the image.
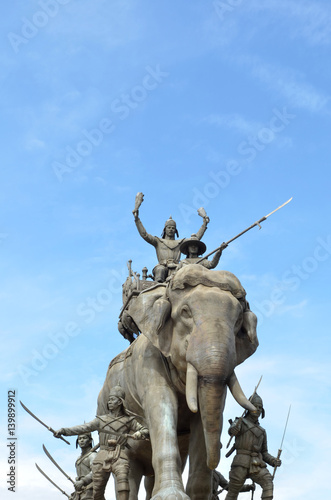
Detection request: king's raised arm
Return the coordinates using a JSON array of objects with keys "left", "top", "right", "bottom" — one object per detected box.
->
[
  {"left": 131, "top": 195, "right": 211, "bottom": 282},
  {"left": 195, "top": 207, "right": 210, "bottom": 240},
  {"left": 133, "top": 207, "right": 157, "bottom": 246}
]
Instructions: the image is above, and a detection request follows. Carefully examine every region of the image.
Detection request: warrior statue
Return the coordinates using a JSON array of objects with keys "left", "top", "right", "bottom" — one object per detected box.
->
[
  {"left": 55, "top": 386, "right": 149, "bottom": 500},
  {"left": 176, "top": 234, "right": 227, "bottom": 270},
  {"left": 71, "top": 433, "right": 97, "bottom": 500},
  {"left": 132, "top": 193, "right": 209, "bottom": 282},
  {"left": 225, "top": 393, "right": 281, "bottom": 500}
]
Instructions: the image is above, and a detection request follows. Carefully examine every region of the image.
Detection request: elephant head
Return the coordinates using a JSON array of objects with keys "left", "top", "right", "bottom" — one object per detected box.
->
[{"left": 127, "top": 264, "right": 258, "bottom": 469}]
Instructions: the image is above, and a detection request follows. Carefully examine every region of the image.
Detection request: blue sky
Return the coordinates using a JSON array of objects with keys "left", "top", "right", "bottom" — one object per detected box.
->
[{"left": 0, "top": 1, "right": 330, "bottom": 499}]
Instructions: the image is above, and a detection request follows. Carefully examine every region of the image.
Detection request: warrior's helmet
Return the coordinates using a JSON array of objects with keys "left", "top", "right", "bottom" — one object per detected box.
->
[
  {"left": 107, "top": 385, "right": 127, "bottom": 412},
  {"left": 250, "top": 392, "right": 265, "bottom": 419},
  {"left": 179, "top": 234, "right": 206, "bottom": 256},
  {"left": 161, "top": 216, "right": 179, "bottom": 238},
  {"left": 109, "top": 385, "right": 126, "bottom": 402}
]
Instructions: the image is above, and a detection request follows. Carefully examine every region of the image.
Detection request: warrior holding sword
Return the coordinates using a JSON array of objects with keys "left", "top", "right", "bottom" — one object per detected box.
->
[
  {"left": 54, "top": 386, "right": 149, "bottom": 500},
  {"left": 132, "top": 192, "right": 210, "bottom": 282},
  {"left": 70, "top": 433, "right": 97, "bottom": 500}
]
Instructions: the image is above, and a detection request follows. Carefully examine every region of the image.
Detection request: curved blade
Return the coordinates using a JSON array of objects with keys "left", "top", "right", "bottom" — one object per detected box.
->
[
  {"left": 43, "top": 444, "right": 75, "bottom": 485},
  {"left": 35, "top": 463, "right": 71, "bottom": 498},
  {"left": 20, "top": 400, "right": 50, "bottom": 430},
  {"left": 265, "top": 197, "right": 293, "bottom": 218},
  {"left": 196, "top": 198, "right": 293, "bottom": 264},
  {"left": 20, "top": 400, "right": 70, "bottom": 445}
]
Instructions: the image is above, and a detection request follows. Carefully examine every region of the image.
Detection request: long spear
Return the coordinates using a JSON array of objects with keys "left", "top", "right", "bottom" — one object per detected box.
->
[
  {"left": 272, "top": 405, "right": 291, "bottom": 480},
  {"left": 196, "top": 197, "right": 292, "bottom": 263}
]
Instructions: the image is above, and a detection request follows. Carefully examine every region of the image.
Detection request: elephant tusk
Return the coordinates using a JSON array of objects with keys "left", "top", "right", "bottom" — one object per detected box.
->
[
  {"left": 186, "top": 363, "right": 198, "bottom": 413},
  {"left": 227, "top": 371, "right": 256, "bottom": 412}
]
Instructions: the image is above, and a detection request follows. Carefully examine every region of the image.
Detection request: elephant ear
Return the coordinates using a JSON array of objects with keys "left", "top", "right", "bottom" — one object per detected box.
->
[
  {"left": 236, "top": 310, "right": 259, "bottom": 365},
  {"left": 127, "top": 285, "right": 173, "bottom": 356}
]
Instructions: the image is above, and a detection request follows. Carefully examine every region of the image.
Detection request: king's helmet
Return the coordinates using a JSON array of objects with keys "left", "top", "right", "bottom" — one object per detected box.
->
[{"left": 161, "top": 216, "right": 179, "bottom": 238}]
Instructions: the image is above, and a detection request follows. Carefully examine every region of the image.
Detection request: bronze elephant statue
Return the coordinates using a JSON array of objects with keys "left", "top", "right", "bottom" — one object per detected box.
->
[{"left": 97, "top": 264, "right": 258, "bottom": 500}]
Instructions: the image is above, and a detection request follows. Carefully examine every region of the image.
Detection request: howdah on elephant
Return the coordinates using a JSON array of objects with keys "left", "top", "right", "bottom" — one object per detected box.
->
[{"left": 97, "top": 264, "right": 258, "bottom": 500}]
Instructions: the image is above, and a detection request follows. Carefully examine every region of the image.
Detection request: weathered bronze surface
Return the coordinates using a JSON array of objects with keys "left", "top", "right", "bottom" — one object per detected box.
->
[
  {"left": 98, "top": 264, "right": 259, "bottom": 500},
  {"left": 132, "top": 193, "right": 209, "bottom": 282},
  {"left": 177, "top": 234, "right": 227, "bottom": 270},
  {"left": 37, "top": 194, "right": 291, "bottom": 500},
  {"left": 224, "top": 394, "right": 281, "bottom": 500},
  {"left": 211, "top": 470, "right": 254, "bottom": 499},
  {"left": 54, "top": 386, "right": 149, "bottom": 500}
]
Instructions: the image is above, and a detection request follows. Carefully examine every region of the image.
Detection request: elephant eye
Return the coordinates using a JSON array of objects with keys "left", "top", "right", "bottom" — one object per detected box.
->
[{"left": 181, "top": 306, "right": 192, "bottom": 319}]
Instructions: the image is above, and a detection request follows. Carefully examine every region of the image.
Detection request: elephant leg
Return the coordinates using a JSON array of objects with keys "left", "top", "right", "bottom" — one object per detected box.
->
[
  {"left": 144, "top": 388, "right": 189, "bottom": 500},
  {"left": 128, "top": 461, "right": 143, "bottom": 500},
  {"left": 144, "top": 475, "right": 154, "bottom": 500},
  {"left": 186, "top": 412, "right": 212, "bottom": 500},
  {"left": 117, "top": 492, "right": 129, "bottom": 500}
]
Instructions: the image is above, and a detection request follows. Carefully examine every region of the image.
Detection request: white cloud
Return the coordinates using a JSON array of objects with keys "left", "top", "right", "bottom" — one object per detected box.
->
[
  {"left": 203, "top": 113, "right": 263, "bottom": 135},
  {"left": 24, "top": 137, "right": 46, "bottom": 151},
  {"left": 45, "top": 0, "right": 144, "bottom": 50},
  {"left": 275, "top": 298, "right": 308, "bottom": 317},
  {"left": 250, "top": 0, "right": 331, "bottom": 47},
  {"left": 202, "top": 11, "right": 241, "bottom": 48},
  {"left": 236, "top": 55, "right": 329, "bottom": 113}
]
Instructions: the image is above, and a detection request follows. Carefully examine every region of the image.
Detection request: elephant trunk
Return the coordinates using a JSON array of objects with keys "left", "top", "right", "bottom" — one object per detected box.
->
[
  {"left": 198, "top": 373, "right": 227, "bottom": 469},
  {"left": 186, "top": 324, "right": 255, "bottom": 470},
  {"left": 186, "top": 328, "right": 233, "bottom": 469}
]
